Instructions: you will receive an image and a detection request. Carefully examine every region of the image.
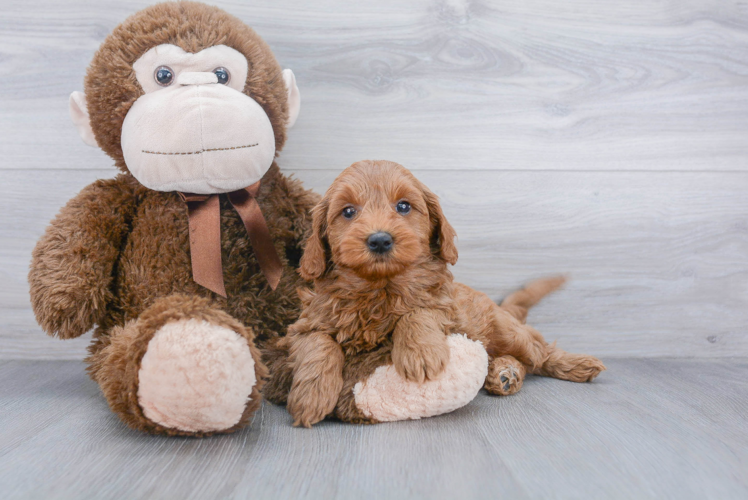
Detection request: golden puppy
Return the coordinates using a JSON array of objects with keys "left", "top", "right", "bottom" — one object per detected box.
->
[{"left": 265, "top": 160, "right": 605, "bottom": 427}]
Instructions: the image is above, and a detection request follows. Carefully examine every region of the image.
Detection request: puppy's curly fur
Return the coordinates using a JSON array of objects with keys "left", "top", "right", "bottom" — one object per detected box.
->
[{"left": 265, "top": 160, "right": 605, "bottom": 427}]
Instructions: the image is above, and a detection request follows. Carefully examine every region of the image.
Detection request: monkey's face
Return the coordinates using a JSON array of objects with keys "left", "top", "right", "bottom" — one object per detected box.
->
[
  {"left": 120, "top": 44, "right": 280, "bottom": 194},
  {"left": 68, "top": 3, "right": 300, "bottom": 195}
]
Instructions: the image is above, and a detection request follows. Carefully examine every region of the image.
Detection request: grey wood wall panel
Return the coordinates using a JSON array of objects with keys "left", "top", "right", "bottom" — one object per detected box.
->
[
  {"left": 2, "top": 168, "right": 746, "bottom": 359},
  {"left": 1, "top": 0, "right": 748, "bottom": 172},
  {"left": 1, "top": 358, "right": 747, "bottom": 499},
  {"left": 0, "top": 0, "right": 747, "bottom": 358}
]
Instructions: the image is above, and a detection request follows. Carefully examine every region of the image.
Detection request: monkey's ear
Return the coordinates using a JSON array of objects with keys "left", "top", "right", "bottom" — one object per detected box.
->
[
  {"left": 421, "top": 183, "right": 458, "bottom": 265},
  {"left": 69, "top": 92, "right": 97, "bottom": 147},
  {"left": 299, "top": 197, "right": 329, "bottom": 281},
  {"left": 282, "top": 69, "right": 301, "bottom": 128}
]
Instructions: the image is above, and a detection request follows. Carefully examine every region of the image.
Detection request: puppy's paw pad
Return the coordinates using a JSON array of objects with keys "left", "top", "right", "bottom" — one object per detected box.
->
[
  {"left": 499, "top": 374, "right": 512, "bottom": 392},
  {"left": 485, "top": 356, "right": 525, "bottom": 396},
  {"left": 490, "top": 367, "right": 521, "bottom": 395}
]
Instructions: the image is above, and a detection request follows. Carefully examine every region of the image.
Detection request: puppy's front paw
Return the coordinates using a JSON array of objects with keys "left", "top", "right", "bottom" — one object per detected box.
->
[
  {"left": 392, "top": 335, "right": 450, "bottom": 383},
  {"left": 287, "top": 374, "right": 342, "bottom": 428}
]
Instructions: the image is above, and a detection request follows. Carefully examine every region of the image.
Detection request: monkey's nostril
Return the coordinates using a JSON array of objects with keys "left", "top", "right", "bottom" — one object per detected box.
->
[{"left": 367, "top": 232, "right": 393, "bottom": 254}]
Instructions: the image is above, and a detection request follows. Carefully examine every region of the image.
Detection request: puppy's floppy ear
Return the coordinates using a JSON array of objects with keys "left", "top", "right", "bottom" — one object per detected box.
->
[
  {"left": 299, "top": 197, "right": 330, "bottom": 280},
  {"left": 421, "top": 183, "right": 458, "bottom": 265}
]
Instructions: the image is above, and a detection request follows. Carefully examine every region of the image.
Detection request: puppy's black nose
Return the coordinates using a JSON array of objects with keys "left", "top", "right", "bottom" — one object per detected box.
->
[{"left": 367, "top": 232, "right": 393, "bottom": 254}]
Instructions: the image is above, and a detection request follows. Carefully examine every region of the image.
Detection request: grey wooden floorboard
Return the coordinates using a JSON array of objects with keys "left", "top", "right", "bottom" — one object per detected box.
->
[{"left": 1, "top": 358, "right": 747, "bottom": 500}]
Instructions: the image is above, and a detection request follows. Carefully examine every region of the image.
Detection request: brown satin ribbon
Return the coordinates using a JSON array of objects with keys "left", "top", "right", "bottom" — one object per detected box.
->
[{"left": 179, "top": 180, "right": 282, "bottom": 297}]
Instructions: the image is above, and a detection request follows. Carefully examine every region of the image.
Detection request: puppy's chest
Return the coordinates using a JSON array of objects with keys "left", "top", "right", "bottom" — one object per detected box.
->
[{"left": 332, "top": 297, "right": 409, "bottom": 354}]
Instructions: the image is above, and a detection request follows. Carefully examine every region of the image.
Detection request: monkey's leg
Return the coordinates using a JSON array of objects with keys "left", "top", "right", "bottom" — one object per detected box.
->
[
  {"left": 335, "top": 334, "right": 489, "bottom": 424},
  {"left": 86, "top": 294, "right": 266, "bottom": 437}
]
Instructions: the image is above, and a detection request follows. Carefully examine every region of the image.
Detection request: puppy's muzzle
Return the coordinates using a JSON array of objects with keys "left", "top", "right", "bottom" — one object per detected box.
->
[{"left": 367, "top": 232, "right": 393, "bottom": 254}]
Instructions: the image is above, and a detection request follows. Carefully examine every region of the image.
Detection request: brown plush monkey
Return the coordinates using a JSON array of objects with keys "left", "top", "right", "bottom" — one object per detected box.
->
[{"left": 28, "top": 2, "right": 318, "bottom": 436}]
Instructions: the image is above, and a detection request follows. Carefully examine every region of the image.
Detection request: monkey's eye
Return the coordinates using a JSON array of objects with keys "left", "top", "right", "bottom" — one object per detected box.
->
[
  {"left": 396, "top": 201, "right": 411, "bottom": 215},
  {"left": 213, "top": 67, "right": 230, "bottom": 85},
  {"left": 342, "top": 206, "right": 357, "bottom": 219},
  {"left": 154, "top": 66, "right": 174, "bottom": 86}
]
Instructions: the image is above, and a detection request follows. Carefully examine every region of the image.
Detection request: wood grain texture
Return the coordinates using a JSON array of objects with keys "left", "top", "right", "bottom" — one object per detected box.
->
[
  {"left": 2, "top": 168, "right": 746, "bottom": 359},
  {"left": 1, "top": 0, "right": 748, "bottom": 172},
  {"left": 1, "top": 0, "right": 747, "bottom": 359},
  {"left": 1, "top": 358, "right": 746, "bottom": 499}
]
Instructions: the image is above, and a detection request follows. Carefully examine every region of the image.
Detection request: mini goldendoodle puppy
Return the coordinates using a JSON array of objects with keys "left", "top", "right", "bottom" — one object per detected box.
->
[{"left": 265, "top": 160, "right": 605, "bottom": 427}]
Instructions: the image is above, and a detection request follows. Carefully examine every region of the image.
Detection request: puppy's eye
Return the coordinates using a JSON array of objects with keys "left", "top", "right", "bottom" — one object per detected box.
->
[
  {"left": 342, "top": 206, "right": 357, "bottom": 219},
  {"left": 213, "top": 67, "right": 230, "bottom": 85},
  {"left": 396, "top": 201, "right": 411, "bottom": 215},
  {"left": 154, "top": 66, "right": 174, "bottom": 86}
]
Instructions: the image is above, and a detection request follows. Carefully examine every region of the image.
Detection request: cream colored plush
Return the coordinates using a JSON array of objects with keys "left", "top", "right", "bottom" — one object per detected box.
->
[
  {"left": 132, "top": 44, "right": 249, "bottom": 94},
  {"left": 137, "top": 319, "right": 257, "bottom": 433},
  {"left": 121, "top": 82, "right": 276, "bottom": 194},
  {"left": 70, "top": 44, "right": 301, "bottom": 195},
  {"left": 353, "top": 334, "right": 489, "bottom": 422}
]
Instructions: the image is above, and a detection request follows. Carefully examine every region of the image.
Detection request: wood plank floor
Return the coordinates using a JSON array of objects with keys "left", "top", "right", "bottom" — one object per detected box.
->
[{"left": 1, "top": 358, "right": 746, "bottom": 499}]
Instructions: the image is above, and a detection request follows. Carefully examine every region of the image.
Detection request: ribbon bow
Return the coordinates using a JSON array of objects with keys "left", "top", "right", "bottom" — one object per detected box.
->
[{"left": 179, "top": 180, "right": 282, "bottom": 297}]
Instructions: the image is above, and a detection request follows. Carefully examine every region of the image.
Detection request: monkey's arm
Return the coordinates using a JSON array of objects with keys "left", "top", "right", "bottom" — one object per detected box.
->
[{"left": 29, "top": 174, "right": 140, "bottom": 339}]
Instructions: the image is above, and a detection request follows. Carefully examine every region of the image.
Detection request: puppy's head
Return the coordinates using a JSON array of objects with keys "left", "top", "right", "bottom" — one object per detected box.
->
[{"left": 300, "top": 160, "right": 457, "bottom": 281}]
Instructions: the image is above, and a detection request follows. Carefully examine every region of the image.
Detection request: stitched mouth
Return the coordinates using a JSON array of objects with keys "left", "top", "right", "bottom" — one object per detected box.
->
[{"left": 142, "top": 143, "right": 259, "bottom": 156}]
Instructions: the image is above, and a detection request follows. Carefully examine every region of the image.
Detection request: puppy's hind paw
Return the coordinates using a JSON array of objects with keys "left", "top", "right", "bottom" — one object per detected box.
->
[
  {"left": 565, "top": 355, "right": 606, "bottom": 382},
  {"left": 542, "top": 350, "right": 606, "bottom": 383},
  {"left": 485, "top": 356, "right": 526, "bottom": 396}
]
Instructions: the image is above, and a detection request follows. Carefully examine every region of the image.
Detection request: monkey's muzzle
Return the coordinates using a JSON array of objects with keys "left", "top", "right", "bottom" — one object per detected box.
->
[{"left": 121, "top": 78, "right": 276, "bottom": 194}]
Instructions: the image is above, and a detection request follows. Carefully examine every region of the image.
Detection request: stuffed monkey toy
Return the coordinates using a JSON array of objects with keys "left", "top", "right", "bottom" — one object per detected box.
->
[{"left": 29, "top": 2, "right": 319, "bottom": 436}]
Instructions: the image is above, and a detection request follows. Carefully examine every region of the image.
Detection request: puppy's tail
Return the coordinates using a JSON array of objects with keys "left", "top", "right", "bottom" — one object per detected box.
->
[{"left": 500, "top": 276, "right": 567, "bottom": 323}]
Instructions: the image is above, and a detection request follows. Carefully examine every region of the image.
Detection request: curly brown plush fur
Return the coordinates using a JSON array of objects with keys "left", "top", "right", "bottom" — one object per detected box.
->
[
  {"left": 28, "top": 2, "right": 318, "bottom": 436},
  {"left": 265, "top": 160, "right": 606, "bottom": 427},
  {"left": 87, "top": 294, "right": 268, "bottom": 437},
  {"left": 84, "top": 1, "right": 292, "bottom": 173}
]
